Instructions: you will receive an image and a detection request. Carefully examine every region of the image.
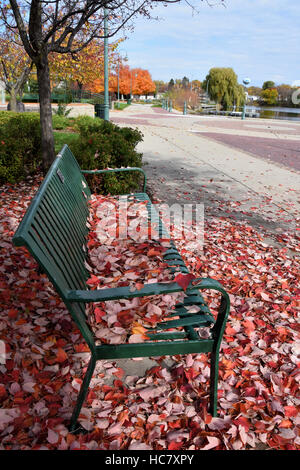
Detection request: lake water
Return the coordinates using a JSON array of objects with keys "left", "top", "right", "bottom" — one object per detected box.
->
[
  {"left": 245, "top": 106, "right": 300, "bottom": 122},
  {"left": 199, "top": 105, "right": 300, "bottom": 122}
]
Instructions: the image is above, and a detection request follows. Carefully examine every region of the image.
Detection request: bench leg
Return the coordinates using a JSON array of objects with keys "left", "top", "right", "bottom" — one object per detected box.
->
[
  {"left": 209, "top": 293, "right": 230, "bottom": 417},
  {"left": 209, "top": 349, "right": 220, "bottom": 417},
  {"left": 69, "top": 355, "right": 96, "bottom": 433}
]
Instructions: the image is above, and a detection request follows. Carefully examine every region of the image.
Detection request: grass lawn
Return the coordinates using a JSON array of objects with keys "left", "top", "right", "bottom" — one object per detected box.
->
[
  {"left": 114, "top": 102, "right": 130, "bottom": 110},
  {"left": 54, "top": 131, "right": 79, "bottom": 153}
]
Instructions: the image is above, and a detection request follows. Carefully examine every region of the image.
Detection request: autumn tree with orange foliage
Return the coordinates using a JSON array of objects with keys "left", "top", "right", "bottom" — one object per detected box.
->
[
  {"left": 93, "top": 63, "right": 131, "bottom": 96},
  {"left": 105, "top": 65, "right": 155, "bottom": 98},
  {"left": 132, "top": 68, "right": 155, "bottom": 97}
]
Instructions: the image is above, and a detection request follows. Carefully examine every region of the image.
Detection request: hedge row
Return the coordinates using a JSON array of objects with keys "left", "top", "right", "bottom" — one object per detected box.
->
[
  {"left": 0, "top": 112, "right": 41, "bottom": 184},
  {"left": 0, "top": 112, "right": 143, "bottom": 194}
]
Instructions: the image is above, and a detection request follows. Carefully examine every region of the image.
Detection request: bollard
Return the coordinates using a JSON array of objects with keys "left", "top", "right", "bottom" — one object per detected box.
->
[
  {"left": 241, "top": 104, "right": 246, "bottom": 120},
  {"left": 169, "top": 100, "right": 172, "bottom": 112},
  {"left": 183, "top": 101, "right": 187, "bottom": 115}
]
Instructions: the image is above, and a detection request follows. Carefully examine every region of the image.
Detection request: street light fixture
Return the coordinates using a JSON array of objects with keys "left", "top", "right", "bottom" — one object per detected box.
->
[{"left": 242, "top": 77, "right": 251, "bottom": 120}]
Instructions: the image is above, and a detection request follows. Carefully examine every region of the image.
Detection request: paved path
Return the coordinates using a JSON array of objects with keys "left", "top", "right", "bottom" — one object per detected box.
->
[{"left": 110, "top": 104, "right": 300, "bottom": 235}]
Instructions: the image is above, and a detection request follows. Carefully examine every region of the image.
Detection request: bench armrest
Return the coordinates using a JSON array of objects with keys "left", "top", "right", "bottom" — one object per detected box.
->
[
  {"left": 66, "top": 277, "right": 228, "bottom": 303},
  {"left": 81, "top": 167, "right": 147, "bottom": 193}
]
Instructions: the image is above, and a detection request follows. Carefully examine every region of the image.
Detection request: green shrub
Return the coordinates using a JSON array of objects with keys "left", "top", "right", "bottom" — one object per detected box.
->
[
  {"left": 73, "top": 115, "right": 103, "bottom": 136},
  {"left": 53, "top": 101, "right": 72, "bottom": 117},
  {"left": 0, "top": 110, "right": 19, "bottom": 125},
  {"left": 69, "top": 117, "right": 143, "bottom": 194},
  {"left": 0, "top": 112, "right": 41, "bottom": 184},
  {"left": 52, "top": 114, "right": 74, "bottom": 130}
]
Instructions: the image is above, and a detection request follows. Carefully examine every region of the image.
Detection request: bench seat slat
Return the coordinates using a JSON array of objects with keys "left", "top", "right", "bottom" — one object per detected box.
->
[
  {"left": 163, "top": 254, "right": 184, "bottom": 260},
  {"left": 66, "top": 277, "right": 228, "bottom": 303},
  {"left": 164, "top": 259, "right": 187, "bottom": 267},
  {"left": 147, "top": 315, "right": 214, "bottom": 331},
  {"left": 145, "top": 331, "right": 188, "bottom": 340},
  {"left": 96, "top": 338, "right": 214, "bottom": 360}
]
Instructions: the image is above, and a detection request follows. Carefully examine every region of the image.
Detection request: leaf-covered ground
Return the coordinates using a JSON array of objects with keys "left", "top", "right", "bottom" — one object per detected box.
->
[{"left": 0, "top": 175, "right": 299, "bottom": 450}]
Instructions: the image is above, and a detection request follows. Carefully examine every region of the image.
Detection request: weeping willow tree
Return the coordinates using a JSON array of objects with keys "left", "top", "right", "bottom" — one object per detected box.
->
[{"left": 203, "top": 67, "right": 245, "bottom": 110}]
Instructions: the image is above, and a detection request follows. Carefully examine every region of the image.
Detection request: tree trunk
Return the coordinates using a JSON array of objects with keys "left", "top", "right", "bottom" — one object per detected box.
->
[
  {"left": 36, "top": 52, "right": 55, "bottom": 171},
  {"left": 9, "top": 89, "right": 18, "bottom": 112},
  {"left": 77, "top": 81, "right": 83, "bottom": 101}
]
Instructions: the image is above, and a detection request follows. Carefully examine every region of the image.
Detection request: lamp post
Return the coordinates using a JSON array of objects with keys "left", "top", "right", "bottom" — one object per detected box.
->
[
  {"left": 103, "top": 8, "right": 109, "bottom": 121},
  {"left": 242, "top": 77, "right": 251, "bottom": 120},
  {"left": 117, "top": 59, "right": 120, "bottom": 109},
  {"left": 129, "top": 71, "right": 137, "bottom": 103},
  {"left": 116, "top": 49, "right": 127, "bottom": 109}
]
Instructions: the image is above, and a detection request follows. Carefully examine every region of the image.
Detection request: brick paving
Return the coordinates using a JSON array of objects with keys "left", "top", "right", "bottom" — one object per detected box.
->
[{"left": 198, "top": 132, "right": 300, "bottom": 171}]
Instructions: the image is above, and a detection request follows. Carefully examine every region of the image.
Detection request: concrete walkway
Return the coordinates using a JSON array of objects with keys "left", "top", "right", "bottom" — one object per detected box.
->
[{"left": 110, "top": 103, "right": 300, "bottom": 235}]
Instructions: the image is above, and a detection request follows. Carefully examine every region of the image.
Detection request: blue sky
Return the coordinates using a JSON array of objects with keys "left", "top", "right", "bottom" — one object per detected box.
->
[{"left": 116, "top": 0, "right": 300, "bottom": 87}]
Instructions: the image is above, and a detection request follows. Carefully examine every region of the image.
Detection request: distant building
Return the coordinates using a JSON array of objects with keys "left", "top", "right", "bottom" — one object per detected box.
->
[{"left": 248, "top": 95, "right": 260, "bottom": 102}]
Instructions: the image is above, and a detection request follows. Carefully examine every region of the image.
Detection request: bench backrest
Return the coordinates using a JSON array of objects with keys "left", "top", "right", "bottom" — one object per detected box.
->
[{"left": 13, "top": 145, "right": 91, "bottom": 299}]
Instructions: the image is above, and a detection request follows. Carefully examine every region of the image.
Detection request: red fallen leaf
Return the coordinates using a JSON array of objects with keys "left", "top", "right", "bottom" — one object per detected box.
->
[
  {"left": 56, "top": 338, "right": 67, "bottom": 348},
  {"left": 267, "top": 361, "right": 278, "bottom": 369},
  {"left": 168, "top": 441, "right": 183, "bottom": 450},
  {"left": 94, "top": 307, "right": 106, "bottom": 323},
  {"left": 104, "top": 261, "right": 111, "bottom": 274},
  {"left": 225, "top": 325, "right": 237, "bottom": 335},
  {"left": 8, "top": 308, "right": 18, "bottom": 319},
  {"left": 243, "top": 319, "right": 255, "bottom": 336},
  {"left": 284, "top": 406, "right": 298, "bottom": 417},
  {"left": 113, "top": 368, "right": 125, "bottom": 379},
  {"left": 174, "top": 273, "right": 195, "bottom": 291},
  {"left": 75, "top": 343, "right": 90, "bottom": 353},
  {"left": 279, "top": 419, "right": 293, "bottom": 428},
  {"left": 86, "top": 274, "right": 100, "bottom": 286},
  {"left": 117, "top": 310, "right": 134, "bottom": 327},
  {"left": 55, "top": 348, "right": 68, "bottom": 363},
  {"left": 244, "top": 386, "right": 257, "bottom": 397},
  {"left": 147, "top": 248, "right": 162, "bottom": 257},
  {"left": 184, "top": 368, "right": 199, "bottom": 381},
  {"left": 235, "top": 416, "right": 251, "bottom": 432},
  {"left": 0, "top": 385, "right": 7, "bottom": 400}
]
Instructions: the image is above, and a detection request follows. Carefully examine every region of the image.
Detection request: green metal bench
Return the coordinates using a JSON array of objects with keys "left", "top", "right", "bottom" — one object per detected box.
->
[{"left": 12, "top": 144, "right": 230, "bottom": 433}]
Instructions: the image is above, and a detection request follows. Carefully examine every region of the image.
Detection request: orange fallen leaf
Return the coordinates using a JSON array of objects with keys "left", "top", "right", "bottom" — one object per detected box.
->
[{"left": 55, "top": 348, "right": 68, "bottom": 363}]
